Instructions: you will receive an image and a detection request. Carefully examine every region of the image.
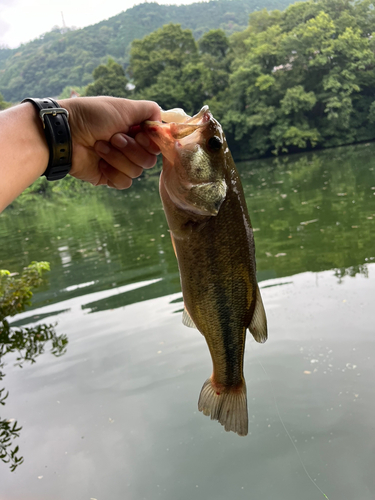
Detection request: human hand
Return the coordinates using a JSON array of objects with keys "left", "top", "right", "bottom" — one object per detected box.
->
[{"left": 58, "top": 96, "right": 161, "bottom": 189}]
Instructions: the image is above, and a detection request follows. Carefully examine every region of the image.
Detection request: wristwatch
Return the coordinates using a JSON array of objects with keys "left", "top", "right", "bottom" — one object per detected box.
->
[{"left": 22, "top": 97, "right": 72, "bottom": 181}]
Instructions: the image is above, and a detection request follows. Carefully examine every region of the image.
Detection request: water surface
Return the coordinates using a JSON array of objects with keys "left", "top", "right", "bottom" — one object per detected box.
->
[{"left": 0, "top": 143, "right": 374, "bottom": 499}]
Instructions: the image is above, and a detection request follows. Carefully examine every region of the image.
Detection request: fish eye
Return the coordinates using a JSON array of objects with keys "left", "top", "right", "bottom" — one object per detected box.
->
[{"left": 207, "top": 136, "right": 223, "bottom": 152}]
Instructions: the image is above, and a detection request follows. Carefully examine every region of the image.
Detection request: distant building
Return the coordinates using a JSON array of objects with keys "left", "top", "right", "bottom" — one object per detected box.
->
[{"left": 70, "top": 89, "right": 80, "bottom": 98}]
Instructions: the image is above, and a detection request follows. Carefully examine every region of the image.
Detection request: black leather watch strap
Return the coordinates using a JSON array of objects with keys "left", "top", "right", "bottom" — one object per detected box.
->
[{"left": 22, "top": 97, "right": 72, "bottom": 181}]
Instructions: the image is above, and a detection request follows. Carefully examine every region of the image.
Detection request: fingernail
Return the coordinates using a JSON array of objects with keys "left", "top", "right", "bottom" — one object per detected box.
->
[
  {"left": 112, "top": 134, "right": 128, "bottom": 149},
  {"left": 136, "top": 133, "right": 150, "bottom": 148},
  {"left": 96, "top": 141, "right": 111, "bottom": 155}
]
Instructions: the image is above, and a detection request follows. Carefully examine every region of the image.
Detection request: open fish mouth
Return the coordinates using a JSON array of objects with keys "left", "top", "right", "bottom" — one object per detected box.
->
[
  {"left": 144, "top": 106, "right": 212, "bottom": 140},
  {"left": 161, "top": 105, "right": 210, "bottom": 125}
]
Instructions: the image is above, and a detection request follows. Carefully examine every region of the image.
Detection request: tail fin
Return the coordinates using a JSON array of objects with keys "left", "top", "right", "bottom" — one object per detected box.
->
[{"left": 198, "top": 378, "right": 248, "bottom": 436}]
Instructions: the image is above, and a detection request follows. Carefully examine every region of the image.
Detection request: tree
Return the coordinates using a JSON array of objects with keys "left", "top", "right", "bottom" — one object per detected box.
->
[
  {"left": 199, "top": 29, "right": 230, "bottom": 58},
  {"left": 85, "top": 58, "right": 129, "bottom": 97},
  {"left": 198, "top": 30, "right": 232, "bottom": 100},
  {"left": 129, "top": 24, "right": 198, "bottom": 90},
  {"left": 222, "top": 0, "right": 375, "bottom": 157},
  {"left": 129, "top": 24, "right": 204, "bottom": 113}
]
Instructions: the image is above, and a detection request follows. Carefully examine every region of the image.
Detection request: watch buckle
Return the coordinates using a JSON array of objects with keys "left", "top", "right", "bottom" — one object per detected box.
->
[{"left": 39, "top": 108, "right": 69, "bottom": 129}]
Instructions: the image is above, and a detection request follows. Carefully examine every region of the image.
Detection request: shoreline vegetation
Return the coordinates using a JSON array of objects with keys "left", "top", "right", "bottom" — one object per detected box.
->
[
  {"left": 126, "top": 0, "right": 375, "bottom": 159},
  {"left": 2, "top": 0, "right": 375, "bottom": 204}
]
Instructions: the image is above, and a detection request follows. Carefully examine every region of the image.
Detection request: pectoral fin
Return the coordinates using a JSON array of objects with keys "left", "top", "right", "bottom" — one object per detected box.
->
[
  {"left": 170, "top": 233, "right": 177, "bottom": 258},
  {"left": 248, "top": 286, "right": 267, "bottom": 344}
]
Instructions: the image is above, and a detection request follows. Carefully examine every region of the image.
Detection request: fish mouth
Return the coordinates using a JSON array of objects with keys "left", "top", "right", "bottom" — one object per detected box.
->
[
  {"left": 161, "top": 105, "right": 210, "bottom": 125},
  {"left": 144, "top": 106, "right": 212, "bottom": 140}
]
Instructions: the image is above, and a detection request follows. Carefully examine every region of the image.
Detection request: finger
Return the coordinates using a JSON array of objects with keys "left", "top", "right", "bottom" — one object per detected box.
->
[
  {"left": 108, "top": 135, "right": 158, "bottom": 169},
  {"left": 99, "top": 161, "right": 133, "bottom": 189},
  {"left": 111, "top": 133, "right": 128, "bottom": 149},
  {"left": 113, "top": 131, "right": 160, "bottom": 156},
  {"left": 95, "top": 140, "right": 146, "bottom": 177},
  {"left": 92, "top": 160, "right": 111, "bottom": 186},
  {"left": 118, "top": 99, "right": 161, "bottom": 126},
  {"left": 134, "top": 132, "right": 161, "bottom": 156}
]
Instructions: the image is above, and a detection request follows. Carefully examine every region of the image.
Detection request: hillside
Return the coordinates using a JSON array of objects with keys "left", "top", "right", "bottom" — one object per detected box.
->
[{"left": 0, "top": 0, "right": 296, "bottom": 102}]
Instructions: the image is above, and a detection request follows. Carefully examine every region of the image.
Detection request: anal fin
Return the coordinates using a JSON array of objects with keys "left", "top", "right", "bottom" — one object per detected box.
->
[{"left": 182, "top": 307, "right": 198, "bottom": 329}]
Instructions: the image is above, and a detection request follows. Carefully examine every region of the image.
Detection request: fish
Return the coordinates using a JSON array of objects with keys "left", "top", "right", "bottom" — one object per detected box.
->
[{"left": 143, "top": 106, "right": 267, "bottom": 436}]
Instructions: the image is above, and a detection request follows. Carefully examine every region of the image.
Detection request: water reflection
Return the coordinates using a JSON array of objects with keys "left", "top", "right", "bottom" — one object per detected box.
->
[
  {"left": 0, "top": 142, "right": 374, "bottom": 496},
  {"left": 1, "top": 143, "right": 374, "bottom": 313},
  {"left": 0, "top": 266, "right": 373, "bottom": 499},
  {"left": 333, "top": 263, "right": 369, "bottom": 282},
  {"left": 0, "top": 319, "right": 68, "bottom": 471},
  {"left": 242, "top": 145, "right": 375, "bottom": 279}
]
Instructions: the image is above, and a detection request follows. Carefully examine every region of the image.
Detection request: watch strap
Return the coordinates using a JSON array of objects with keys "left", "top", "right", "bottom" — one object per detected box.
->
[{"left": 22, "top": 97, "right": 72, "bottom": 181}]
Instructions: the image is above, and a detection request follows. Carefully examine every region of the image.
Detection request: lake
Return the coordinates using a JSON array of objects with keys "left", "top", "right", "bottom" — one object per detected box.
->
[{"left": 1, "top": 142, "right": 375, "bottom": 500}]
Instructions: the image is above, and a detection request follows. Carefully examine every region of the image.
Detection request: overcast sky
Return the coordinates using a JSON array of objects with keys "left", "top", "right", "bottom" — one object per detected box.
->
[{"left": 0, "top": 0, "right": 203, "bottom": 49}]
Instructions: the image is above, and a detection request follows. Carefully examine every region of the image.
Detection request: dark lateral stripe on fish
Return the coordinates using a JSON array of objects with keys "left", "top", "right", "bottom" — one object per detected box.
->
[{"left": 207, "top": 284, "right": 247, "bottom": 387}]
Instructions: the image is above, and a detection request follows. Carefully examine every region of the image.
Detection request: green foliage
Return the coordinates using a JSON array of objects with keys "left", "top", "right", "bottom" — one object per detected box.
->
[
  {"left": 198, "top": 30, "right": 233, "bottom": 100},
  {"left": 221, "top": 0, "right": 375, "bottom": 157},
  {"left": 0, "top": 262, "right": 50, "bottom": 320},
  {"left": 125, "top": 0, "right": 375, "bottom": 157},
  {"left": 10, "top": 174, "right": 96, "bottom": 207},
  {"left": 130, "top": 24, "right": 198, "bottom": 89},
  {"left": 85, "top": 58, "right": 129, "bottom": 97},
  {"left": 280, "top": 86, "right": 317, "bottom": 115},
  {"left": 0, "top": 411, "right": 23, "bottom": 472},
  {"left": 0, "top": 92, "right": 10, "bottom": 110},
  {"left": 2, "top": 0, "right": 375, "bottom": 163},
  {"left": 129, "top": 24, "right": 232, "bottom": 114},
  {"left": 198, "top": 29, "right": 230, "bottom": 58},
  {"left": 0, "top": 319, "right": 68, "bottom": 472},
  {"left": 0, "top": 0, "right": 295, "bottom": 103},
  {"left": 0, "top": 261, "right": 68, "bottom": 471}
]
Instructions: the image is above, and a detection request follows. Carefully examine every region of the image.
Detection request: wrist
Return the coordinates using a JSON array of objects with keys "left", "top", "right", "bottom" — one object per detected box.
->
[
  {"left": 23, "top": 102, "right": 50, "bottom": 175},
  {"left": 22, "top": 98, "right": 72, "bottom": 180}
]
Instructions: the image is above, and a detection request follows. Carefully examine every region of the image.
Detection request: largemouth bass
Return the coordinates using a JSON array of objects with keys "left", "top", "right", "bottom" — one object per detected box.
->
[{"left": 143, "top": 106, "right": 267, "bottom": 436}]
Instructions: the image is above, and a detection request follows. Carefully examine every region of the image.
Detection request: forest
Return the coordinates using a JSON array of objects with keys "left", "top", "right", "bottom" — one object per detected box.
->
[
  {"left": 0, "top": 0, "right": 294, "bottom": 102},
  {"left": 2, "top": 0, "right": 375, "bottom": 158},
  {"left": 94, "top": 0, "right": 375, "bottom": 157}
]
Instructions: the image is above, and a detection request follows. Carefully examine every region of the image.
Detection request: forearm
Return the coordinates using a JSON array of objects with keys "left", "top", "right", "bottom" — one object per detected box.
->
[
  {"left": 0, "top": 102, "right": 49, "bottom": 212},
  {"left": 0, "top": 96, "right": 161, "bottom": 211}
]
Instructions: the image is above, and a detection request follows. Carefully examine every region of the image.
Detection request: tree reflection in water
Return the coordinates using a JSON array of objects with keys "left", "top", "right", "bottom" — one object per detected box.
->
[{"left": 0, "top": 263, "right": 68, "bottom": 471}]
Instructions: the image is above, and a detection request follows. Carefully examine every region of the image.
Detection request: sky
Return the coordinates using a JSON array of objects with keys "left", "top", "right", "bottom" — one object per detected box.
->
[{"left": 0, "top": 0, "right": 203, "bottom": 49}]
